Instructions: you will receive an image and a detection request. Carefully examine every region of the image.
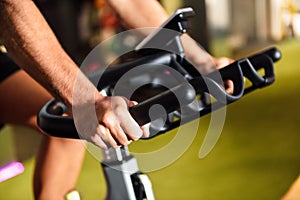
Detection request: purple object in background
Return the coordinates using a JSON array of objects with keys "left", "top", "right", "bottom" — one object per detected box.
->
[{"left": 0, "top": 162, "right": 24, "bottom": 182}]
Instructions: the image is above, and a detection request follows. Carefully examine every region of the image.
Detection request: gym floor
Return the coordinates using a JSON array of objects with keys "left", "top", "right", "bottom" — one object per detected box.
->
[{"left": 0, "top": 38, "right": 300, "bottom": 199}]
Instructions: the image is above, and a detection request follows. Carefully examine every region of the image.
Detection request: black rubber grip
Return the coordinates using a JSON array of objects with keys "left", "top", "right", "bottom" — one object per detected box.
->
[{"left": 129, "top": 82, "right": 196, "bottom": 125}]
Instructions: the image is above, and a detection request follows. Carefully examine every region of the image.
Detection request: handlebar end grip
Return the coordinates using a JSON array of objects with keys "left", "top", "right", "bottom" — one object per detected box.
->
[
  {"left": 37, "top": 99, "right": 80, "bottom": 139},
  {"left": 262, "top": 47, "right": 282, "bottom": 62}
]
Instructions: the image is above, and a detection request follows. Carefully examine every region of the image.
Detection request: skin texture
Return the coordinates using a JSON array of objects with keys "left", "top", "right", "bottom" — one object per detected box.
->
[
  {"left": 0, "top": 0, "right": 146, "bottom": 199},
  {"left": 282, "top": 175, "right": 300, "bottom": 200},
  {"left": 0, "top": 0, "right": 146, "bottom": 154},
  {"left": 106, "top": 0, "right": 234, "bottom": 90},
  {"left": 0, "top": 70, "right": 86, "bottom": 199},
  {"left": 0, "top": 0, "right": 233, "bottom": 199}
]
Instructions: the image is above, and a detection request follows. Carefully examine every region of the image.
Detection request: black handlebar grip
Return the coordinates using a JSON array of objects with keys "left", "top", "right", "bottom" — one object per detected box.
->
[
  {"left": 262, "top": 47, "right": 282, "bottom": 62},
  {"left": 249, "top": 47, "right": 282, "bottom": 63},
  {"left": 38, "top": 100, "right": 80, "bottom": 139},
  {"left": 129, "top": 82, "right": 196, "bottom": 125}
]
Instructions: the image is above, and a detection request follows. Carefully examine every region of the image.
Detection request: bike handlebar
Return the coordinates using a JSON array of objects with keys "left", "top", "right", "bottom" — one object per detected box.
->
[
  {"left": 37, "top": 47, "right": 281, "bottom": 139},
  {"left": 37, "top": 7, "right": 281, "bottom": 140}
]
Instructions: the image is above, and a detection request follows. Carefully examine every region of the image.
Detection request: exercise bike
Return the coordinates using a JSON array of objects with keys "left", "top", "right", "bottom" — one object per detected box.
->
[{"left": 38, "top": 7, "right": 281, "bottom": 200}]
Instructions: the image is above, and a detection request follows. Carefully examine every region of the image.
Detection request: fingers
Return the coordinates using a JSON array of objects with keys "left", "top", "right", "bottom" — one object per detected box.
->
[
  {"left": 125, "top": 101, "right": 150, "bottom": 138},
  {"left": 94, "top": 124, "right": 131, "bottom": 149},
  {"left": 91, "top": 96, "right": 145, "bottom": 149},
  {"left": 118, "top": 100, "right": 143, "bottom": 141},
  {"left": 141, "top": 123, "right": 150, "bottom": 138},
  {"left": 214, "top": 57, "right": 234, "bottom": 68},
  {"left": 213, "top": 57, "right": 235, "bottom": 94},
  {"left": 90, "top": 130, "right": 108, "bottom": 149},
  {"left": 121, "top": 100, "right": 149, "bottom": 140},
  {"left": 224, "top": 80, "right": 234, "bottom": 94}
]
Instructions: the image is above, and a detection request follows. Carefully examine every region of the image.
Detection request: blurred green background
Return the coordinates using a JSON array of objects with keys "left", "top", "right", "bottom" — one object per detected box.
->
[{"left": 0, "top": 38, "right": 300, "bottom": 199}]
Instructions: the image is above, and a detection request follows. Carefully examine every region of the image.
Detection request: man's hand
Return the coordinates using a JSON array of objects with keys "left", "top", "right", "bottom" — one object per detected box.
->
[
  {"left": 93, "top": 96, "right": 149, "bottom": 148},
  {"left": 73, "top": 93, "right": 149, "bottom": 149},
  {"left": 213, "top": 57, "right": 235, "bottom": 94},
  {"left": 180, "top": 34, "right": 234, "bottom": 94}
]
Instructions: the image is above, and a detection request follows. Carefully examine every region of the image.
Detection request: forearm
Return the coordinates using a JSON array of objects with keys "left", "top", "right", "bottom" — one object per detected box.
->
[
  {"left": 106, "top": 1, "right": 211, "bottom": 60},
  {"left": 106, "top": 0, "right": 169, "bottom": 29},
  {"left": 0, "top": 0, "right": 99, "bottom": 107},
  {"left": 0, "top": 0, "right": 147, "bottom": 147}
]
